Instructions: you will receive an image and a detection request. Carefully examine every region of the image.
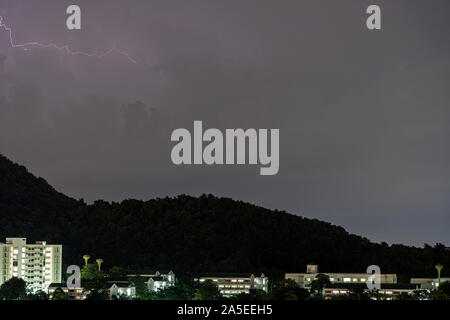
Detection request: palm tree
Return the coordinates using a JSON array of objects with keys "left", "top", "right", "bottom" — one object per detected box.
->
[
  {"left": 83, "top": 254, "right": 90, "bottom": 266},
  {"left": 96, "top": 258, "right": 104, "bottom": 272},
  {"left": 435, "top": 264, "right": 444, "bottom": 288}
]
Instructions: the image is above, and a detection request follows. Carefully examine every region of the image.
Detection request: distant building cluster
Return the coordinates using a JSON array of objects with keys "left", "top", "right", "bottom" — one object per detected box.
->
[
  {"left": 48, "top": 270, "right": 176, "bottom": 300},
  {"left": 1, "top": 238, "right": 448, "bottom": 300},
  {"left": 107, "top": 270, "right": 175, "bottom": 299},
  {"left": 286, "top": 264, "right": 449, "bottom": 298}
]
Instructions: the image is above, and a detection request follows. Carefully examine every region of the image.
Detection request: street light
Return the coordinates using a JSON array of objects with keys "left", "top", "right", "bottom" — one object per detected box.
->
[
  {"left": 435, "top": 264, "right": 443, "bottom": 288},
  {"left": 96, "top": 258, "right": 104, "bottom": 271},
  {"left": 83, "top": 254, "right": 90, "bottom": 266}
]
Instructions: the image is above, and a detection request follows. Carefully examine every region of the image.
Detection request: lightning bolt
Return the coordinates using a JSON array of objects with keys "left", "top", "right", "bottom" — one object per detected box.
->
[{"left": 0, "top": 13, "right": 140, "bottom": 64}]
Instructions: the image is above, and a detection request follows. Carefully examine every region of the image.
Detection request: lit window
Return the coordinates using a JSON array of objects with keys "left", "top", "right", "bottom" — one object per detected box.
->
[{"left": 343, "top": 278, "right": 351, "bottom": 282}]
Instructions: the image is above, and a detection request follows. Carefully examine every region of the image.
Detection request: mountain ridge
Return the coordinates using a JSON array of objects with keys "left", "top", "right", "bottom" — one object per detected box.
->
[{"left": 0, "top": 154, "right": 448, "bottom": 279}]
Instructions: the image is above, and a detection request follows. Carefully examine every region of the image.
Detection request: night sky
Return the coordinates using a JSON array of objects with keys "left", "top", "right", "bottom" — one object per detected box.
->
[{"left": 0, "top": 0, "right": 449, "bottom": 246}]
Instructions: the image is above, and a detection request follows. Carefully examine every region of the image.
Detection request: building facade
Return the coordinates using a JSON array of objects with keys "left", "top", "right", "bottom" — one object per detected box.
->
[
  {"left": 0, "top": 238, "right": 62, "bottom": 292},
  {"left": 198, "top": 273, "right": 269, "bottom": 297}
]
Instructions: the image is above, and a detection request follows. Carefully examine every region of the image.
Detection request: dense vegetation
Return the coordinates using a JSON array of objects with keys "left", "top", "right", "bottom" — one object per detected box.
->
[
  {"left": 0, "top": 154, "right": 449, "bottom": 280},
  {"left": 2, "top": 274, "right": 450, "bottom": 301}
]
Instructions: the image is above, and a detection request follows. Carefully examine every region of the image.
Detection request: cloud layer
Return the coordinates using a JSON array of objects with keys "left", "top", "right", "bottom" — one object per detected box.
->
[{"left": 0, "top": 0, "right": 449, "bottom": 245}]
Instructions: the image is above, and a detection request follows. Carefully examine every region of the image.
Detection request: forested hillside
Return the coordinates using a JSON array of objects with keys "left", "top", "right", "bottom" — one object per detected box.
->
[{"left": 0, "top": 154, "right": 448, "bottom": 279}]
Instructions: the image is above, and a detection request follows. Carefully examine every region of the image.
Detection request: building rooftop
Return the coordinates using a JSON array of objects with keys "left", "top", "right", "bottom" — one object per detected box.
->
[
  {"left": 107, "top": 275, "right": 168, "bottom": 282},
  {"left": 199, "top": 273, "right": 266, "bottom": 278},
  {"left": 286, "top": 272, "right": 397, "bottom": 276},
  {"left": 124, "top": 269, "right": 174, "bottom": 276},
  {"left": 326, "top": 283, "right": 417, "bottom": 290},
  {"left": 109, "top": 282, "right": 133, "bottom": 288},
  {"left": 2, "top": 238, "right": 60, "bottom": 246}
]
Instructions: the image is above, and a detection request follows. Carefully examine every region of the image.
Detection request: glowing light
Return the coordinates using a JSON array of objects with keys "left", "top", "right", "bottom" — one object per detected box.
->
[{"left": 0, "top": 14, "right": 139, "bottom": 64}]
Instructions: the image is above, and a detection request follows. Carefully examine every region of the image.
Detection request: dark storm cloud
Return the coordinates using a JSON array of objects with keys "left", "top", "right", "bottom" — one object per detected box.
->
[{"left": 0, "top": 0, "right": 449, "bottom": 245}]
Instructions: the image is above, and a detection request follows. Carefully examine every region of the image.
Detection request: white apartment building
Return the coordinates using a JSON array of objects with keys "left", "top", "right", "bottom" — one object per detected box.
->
[
  {"left": 285, "top": 264, "right": 397, "bottom": 289},
  {"left": 198, "top": 273, "right": 269, "bottom": 297},
  {"left": 0, "top": 238, "right": 62, "bottom": 292}
]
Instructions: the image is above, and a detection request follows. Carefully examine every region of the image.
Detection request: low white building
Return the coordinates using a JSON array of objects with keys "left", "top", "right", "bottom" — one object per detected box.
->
[
  {"left": 0, "top": 238, "right": 62, "bottom": 293},
  {"left": 322, "top": 284, "right": 418, "bottom": 299},
  {"left": 108, "top": 281, "right": 135, "bottom": 298},
  {"left": 285, "top": 264, "right": 397, "bottom": 289},
  {"left": 411, "top": 277, "right": 450, "bottom": 290},
  {"left": 198, "top": 273, "right": 269, "bottom": 297},
  {"left": 48, "top": 283, "right": 85, "bottom": 300}
]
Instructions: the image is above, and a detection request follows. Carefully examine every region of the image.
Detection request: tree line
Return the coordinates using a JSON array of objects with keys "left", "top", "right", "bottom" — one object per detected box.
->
[{"left": 1, "top": 154, "right": 449, "bottom": 283}]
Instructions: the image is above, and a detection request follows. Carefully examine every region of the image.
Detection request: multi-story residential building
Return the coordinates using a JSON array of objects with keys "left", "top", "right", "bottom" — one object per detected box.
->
[
  {"left": 197, "top": 273, "right": 269, "bottom": 297},
  {"left": 0, "top": 238, "right": 62, "bottom": 292},
  {"left": 285, "top": 264, "right": 397, "bottom": 289}
]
